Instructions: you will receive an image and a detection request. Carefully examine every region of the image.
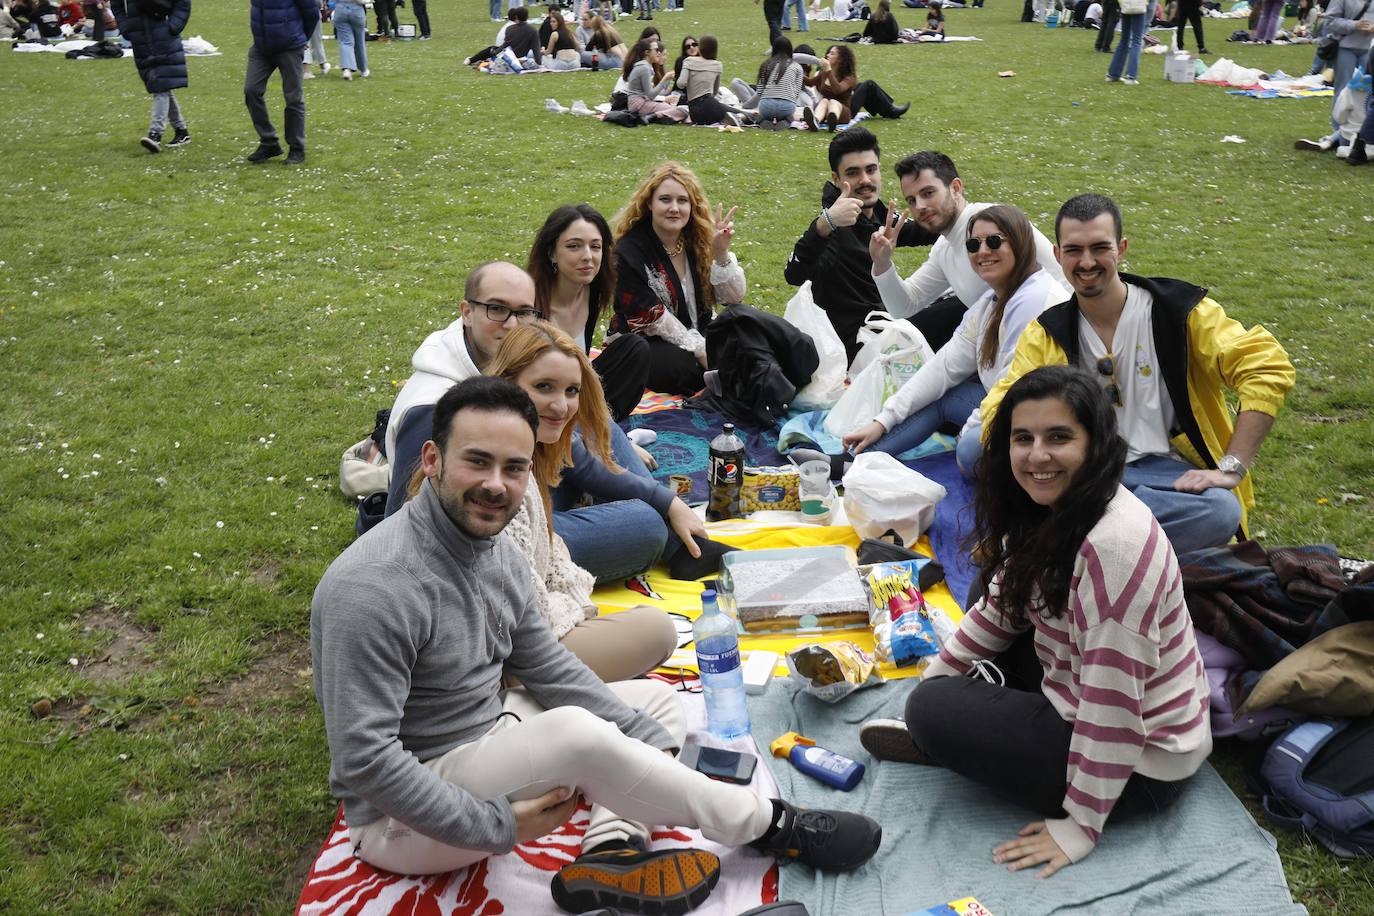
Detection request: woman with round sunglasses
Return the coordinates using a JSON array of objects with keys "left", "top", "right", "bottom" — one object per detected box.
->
[
  {"left": 860, "top": 365, "right": 1210, "bottom": 877},
  {"left": 842, "top": 205, "right": 1069, "bottom": 473},
  {"left": 622, "top": 37, "right": 689, "bottom": 123}
]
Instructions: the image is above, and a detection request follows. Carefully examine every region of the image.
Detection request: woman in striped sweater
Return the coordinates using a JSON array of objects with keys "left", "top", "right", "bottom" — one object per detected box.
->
[{"left": 860, "top": 365, "right": 1211, "bottom": 876}]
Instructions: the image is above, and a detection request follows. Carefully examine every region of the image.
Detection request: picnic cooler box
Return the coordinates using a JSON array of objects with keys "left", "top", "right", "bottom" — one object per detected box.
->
[
  {"left": 1165, "top": 52, "right": 1196, "bottom": 83},
  {"left": 719, "top": 546, "right": 870, "bottom": 634}
]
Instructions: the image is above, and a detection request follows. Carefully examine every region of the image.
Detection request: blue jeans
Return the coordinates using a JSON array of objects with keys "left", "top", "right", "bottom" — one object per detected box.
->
[
  {"left": 872, "top": 378, "right": 986, "bottom": 459},
  {"left": 781, "top": 0, "right": 809, "bottom": 29},
  {"left": 757, "top": 97, "right": 796, "bottom": 121},
  {"left": 334, "top": 3, "right": 368, "bottom": 72},
  {"left": 490, "top": 0, "right": 503, "bottom": 18},
  {"left": 551, "top": 424, "right": 672, "bottom": 583},
  {"left": 1106, "top": 12, "right": 1146, "bottom": 80},
  {"left": 1121, "top": 454, "right": 1242, "bottom": 556}
]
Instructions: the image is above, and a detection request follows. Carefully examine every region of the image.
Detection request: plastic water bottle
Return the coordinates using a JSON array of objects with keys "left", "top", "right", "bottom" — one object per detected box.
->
[
  {"left": 694, "top": 589, "right": 751, "bottom": 740},
  {"left": 707, "top": 423, "right": 745, "bottom": 521}
]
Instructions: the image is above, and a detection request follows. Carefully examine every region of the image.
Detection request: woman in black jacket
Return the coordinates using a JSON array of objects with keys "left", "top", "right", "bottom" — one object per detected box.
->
[
  {"left": 864, "top": 0, "right": 900, "bottom": 42},
  {"left": 109, "top": 0, "right": 191, "bottom": 153}
]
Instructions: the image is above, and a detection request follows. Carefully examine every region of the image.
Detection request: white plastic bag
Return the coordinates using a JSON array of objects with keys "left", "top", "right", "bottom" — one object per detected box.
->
[
  {"left": 784, "top": 281, "right": 847, "bottom": 410},
  {"left": 822, "top": 355, "right": 888, "bottom": 436},
  {"left": 842, "top": 451, "right": 947, "bottom": 544},
  {"left": 850, "top": 310, "right": 934, "bottom": 379}
]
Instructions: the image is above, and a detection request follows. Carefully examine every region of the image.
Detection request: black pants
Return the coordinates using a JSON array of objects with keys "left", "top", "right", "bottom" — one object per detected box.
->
[
  {"left": 644, "top": 335, "right": 705, "bottom": 396},
  {"left": 902, "top": 636, "right": 1186, "bottom": 822},
  {"left": 851, "top": 79, "right": 905, "bottom": 118},
  {"left": 412, "top": 0, "right": 430, "bottom": 36},
  {"left": 1095, "top": 0, "right": 1120, "bottom": 48},
  {"left": 1176, "top": 0, "right": 1204, "bottom": 49},
  {"left": 688, "top": 93, "right": 734, "bottom": 125},
  {"left": 592, "top": 334, "right": 652, "bottom": 421},
  {"left": 1022, "top": 0, "right": 1035, "bottom": 20},
  {"left": 374, "top": 0, "right": 398, "bottom": 36},
  {"left": 907, "top": 293, "right": 966, "bottom": 353},
  {"left": 764, "top": 0, "right": 785, "bottom": 44}
]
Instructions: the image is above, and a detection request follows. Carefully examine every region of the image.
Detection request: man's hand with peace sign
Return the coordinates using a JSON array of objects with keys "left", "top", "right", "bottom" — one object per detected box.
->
[{"left": 868, "top": 200, "right": 909, "bottom": 276}]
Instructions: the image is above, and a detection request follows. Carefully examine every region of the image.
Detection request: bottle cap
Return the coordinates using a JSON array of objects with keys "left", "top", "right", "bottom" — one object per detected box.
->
[{"left": 769, "top": 731, "right": 816, "bottom": 758}]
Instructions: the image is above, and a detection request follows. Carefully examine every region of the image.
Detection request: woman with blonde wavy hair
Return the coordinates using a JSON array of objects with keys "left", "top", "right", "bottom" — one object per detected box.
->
[
  {"left": 609, "top": 161, "right": 745, "bottom": 397},
  {"left": 411, "top": 320, "right": 682, "bottom": 681}
]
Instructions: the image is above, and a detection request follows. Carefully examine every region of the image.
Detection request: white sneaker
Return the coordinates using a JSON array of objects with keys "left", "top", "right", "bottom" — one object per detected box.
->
[
  {"left": 544, "top": 98, "right": 569, "bottom": 113},
  {"left": 322, "top": 61, "right": 332, "bottom": 74},
  {"left": 361, "top": 69, "right": 371, "bottom": 78},
  {"left": 569, "top": 99, "right": 594, "bottom": 115},
  {"left": 1121, "top": 77, "right": 1139, "bottom": 85},
  {"left": 342, "top": 68, "right": 352, "bottom": 80},
  {"left": 303, "top": 70, "right": 316, "bottom": 79},
  {"left": 1336, "top": 144, "right": 1351, "bottom": 159}
]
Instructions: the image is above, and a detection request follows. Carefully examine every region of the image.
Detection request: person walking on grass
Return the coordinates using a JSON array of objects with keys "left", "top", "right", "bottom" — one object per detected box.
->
[
  {"left": 245, "top": 0, "right": 317, "bottom": 164},
  {"left": 109, "top": 0, "right": 191, "bottom": 154},
  {"left": 332, "top": 0, "right": 369, "bottom": 80}
]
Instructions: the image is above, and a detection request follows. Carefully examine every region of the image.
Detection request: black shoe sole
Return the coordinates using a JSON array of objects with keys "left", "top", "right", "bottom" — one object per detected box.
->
[
  {"left": 140, "top": 137, "right": 161, "bottom": 153},
  {"left": 247, "top": 148, "right": 284, "bottom": 163},
  {"left": 551, "top": 848, "right": 720, "bottom": 915}
]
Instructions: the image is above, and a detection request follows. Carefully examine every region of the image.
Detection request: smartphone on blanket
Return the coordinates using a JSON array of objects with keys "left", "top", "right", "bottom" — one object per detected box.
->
[{"left": 679, "top": 739, "right": 758, "bottom": 785}]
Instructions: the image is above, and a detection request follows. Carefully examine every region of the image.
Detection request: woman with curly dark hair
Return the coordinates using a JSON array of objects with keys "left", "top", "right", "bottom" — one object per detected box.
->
[
  {"left": 528, "top": 204, "right": 650, "bottom": 421},
  {"left": 804, "top": 44, "right": 856, "bottom": 129},
  {"left": 861, "top": 365, "right": 1211, "bottom": 878}
]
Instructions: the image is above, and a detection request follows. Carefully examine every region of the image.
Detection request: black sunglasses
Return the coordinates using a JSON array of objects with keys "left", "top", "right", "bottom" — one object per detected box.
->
[
  {"left": 1096, "top": 355, "right": 1123, "bottom": 407},
  {"left": 686, "top": 41, "right": 698, "bottom": 48},
  {"left": 964, "top": 234, "right": 1005, "bottom": 254}
]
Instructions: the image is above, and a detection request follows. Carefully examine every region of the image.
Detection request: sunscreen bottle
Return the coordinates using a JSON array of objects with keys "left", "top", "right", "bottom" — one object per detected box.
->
[{"left": 770, "top": 732, "right": 865, "bottom": 791}]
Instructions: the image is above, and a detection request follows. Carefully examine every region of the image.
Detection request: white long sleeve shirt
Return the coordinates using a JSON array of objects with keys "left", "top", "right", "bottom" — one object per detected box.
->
[
  {"left": 873, "top": 268, "right": 1069, "bottom": 440},
  {"left": 873, "top": 202, "right": 1066, "bottom": 316}
]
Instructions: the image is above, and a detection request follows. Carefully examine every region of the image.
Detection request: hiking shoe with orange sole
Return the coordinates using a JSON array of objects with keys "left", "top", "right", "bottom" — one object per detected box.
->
[{"left": 551, "top": 845, "right": 720, "bottom": 914}]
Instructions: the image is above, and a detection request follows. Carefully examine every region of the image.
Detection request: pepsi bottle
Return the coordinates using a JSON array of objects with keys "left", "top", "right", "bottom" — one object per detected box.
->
[{"left": 707, "top": 423, "right": 745, "bottom": 521}]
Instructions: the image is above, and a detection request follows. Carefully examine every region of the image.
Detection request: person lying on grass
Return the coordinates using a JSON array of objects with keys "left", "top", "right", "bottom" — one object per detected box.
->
[
  {"left": 312, "top": 376, "right": 883, "bottom": 913},
  {"left": 860, "top": 365, "right": 1211, "bottom": 876}
]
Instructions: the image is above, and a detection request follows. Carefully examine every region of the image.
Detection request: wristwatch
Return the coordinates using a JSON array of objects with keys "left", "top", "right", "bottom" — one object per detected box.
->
[{"left": 1217, "top": 454, "right": 1248, "bottom": 480}]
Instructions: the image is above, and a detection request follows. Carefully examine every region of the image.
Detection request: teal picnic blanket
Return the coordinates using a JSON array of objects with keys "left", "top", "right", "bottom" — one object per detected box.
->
[{"left": 749, "top": 681, "right": 1308, "bottom": 916}]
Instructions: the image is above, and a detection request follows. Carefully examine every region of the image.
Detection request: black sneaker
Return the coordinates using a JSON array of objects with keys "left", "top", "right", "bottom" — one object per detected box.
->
[
  {"left": 140, "top": 131, "right": 162, "bottom": 153},
  {"left": 167, "top": 128, "right": 190, "bottom": 148},
  {"left": 1349, "top": 143, "right": 1369, "bottom": 166},
  {"left": 749, "top": 801, "right": 881, "bottom": 872},
  {"left": 285, "top": 147, "right": 306, "bottom": 165},
  {"left": 859, "top": 718, "right": 937, "bottom": 765},
  {"left": 246, "top": 142, "right": 284, "bottom": 163},
  {"left": 551, "top": 845, "right": 720, "bottom": 915}
]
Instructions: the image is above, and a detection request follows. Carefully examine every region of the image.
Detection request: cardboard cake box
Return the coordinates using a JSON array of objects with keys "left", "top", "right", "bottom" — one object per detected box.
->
[{"left": 720, "top": 546, "right": 869, "bottom": 634}]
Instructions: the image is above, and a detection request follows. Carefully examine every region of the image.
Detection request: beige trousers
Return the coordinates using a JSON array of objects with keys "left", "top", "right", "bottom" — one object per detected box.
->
[
  {"left": 559, "top": 605, "right": 681, "bottom": 683},
  {"left": 351, "top": 679, "right": 773, "bottom": 876}
]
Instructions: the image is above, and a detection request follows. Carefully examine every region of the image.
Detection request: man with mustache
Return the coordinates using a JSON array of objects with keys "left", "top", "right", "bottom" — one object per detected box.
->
[
  {"left": 312, "top": 376, "right": 883, "bottom": 913},
  {"left": 868, "top": 150, "right": 1065, "bottom": 355},
  {"left": 981, "top": 193, "right": 1295, "bottom": 554},
  {"left": 784, "top": 128, "right": 947, "bottom": 362}
]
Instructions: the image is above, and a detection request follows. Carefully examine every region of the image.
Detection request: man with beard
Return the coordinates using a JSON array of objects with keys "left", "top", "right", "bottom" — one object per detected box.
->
[
  {"left": 784, "top": 128, "right": 944, "bottom": 362},
  {"left": 981, "top": 193, "right": 1294, "bottom": 554},
  {"left": 312, "top": 377, "right": 883, "bottom": 913},
  {"left": 869, "top": 151, "right": 1065, "bottom": 352}
]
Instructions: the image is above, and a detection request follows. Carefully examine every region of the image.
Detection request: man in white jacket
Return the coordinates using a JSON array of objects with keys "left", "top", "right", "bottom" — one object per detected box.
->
[{"left": 869, "top": 151, "right": 1065, "bottom": 331}]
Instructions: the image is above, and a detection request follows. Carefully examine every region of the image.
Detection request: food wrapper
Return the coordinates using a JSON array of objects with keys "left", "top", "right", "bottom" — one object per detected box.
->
[
  {"left": 740, "top": 465, "right": 800, "bottom": 514},
  {"left": 784, "top": 641, "right": 883, "bottom": 703},
  {"left": 861, "top": 560, "right": 944, "bottom": 668}
]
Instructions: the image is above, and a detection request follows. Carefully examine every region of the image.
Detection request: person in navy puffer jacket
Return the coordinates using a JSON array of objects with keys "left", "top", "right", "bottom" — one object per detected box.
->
[
  {"left": 110, "top": 0, "right": 191, "bottom": 154},
  {"left": 245, "top": 0, "right": 318, "bottom": 164}
]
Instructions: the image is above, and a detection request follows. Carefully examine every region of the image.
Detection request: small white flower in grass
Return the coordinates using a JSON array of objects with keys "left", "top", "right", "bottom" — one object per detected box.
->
[
  {"left": 270, "top": 512, "right": 277, "bottom": 517},
  {"left": 36, "top": 633, "right": 44, "bottom": 640},
  {"left": 118, "top": 754, "right": 129, "bottom": 762},
  {"left": 164, "top": 565, "right": 173, "bottom": 570},
  {"left": 174, "top": 442, "right": 180, "bottom": 448},
  {"left": 68, "top": 657, "right": 79, "bottom": 666},
  {"left": 311, "top": 526, "right": 319, "bottom": 531},
  {"left": 192, "top": 552, "right": 201, "bottom": 558},
  {"left": 215, "top": 521, "right": 224, "bottom": 529}
]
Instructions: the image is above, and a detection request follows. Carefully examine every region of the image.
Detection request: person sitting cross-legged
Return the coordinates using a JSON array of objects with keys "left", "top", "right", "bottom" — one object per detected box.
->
[
  {"left": 861, "top": 366, "right": 1211, "bottom": 876},
  {"left": 312, "top": 376, "right": 883, "bottom": 913}
]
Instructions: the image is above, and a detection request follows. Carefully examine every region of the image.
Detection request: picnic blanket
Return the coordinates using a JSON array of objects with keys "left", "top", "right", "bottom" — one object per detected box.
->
[
  {"left": 295, "top": 689, "right": 782, "bottom": 916},
  {"left": 623, "top": 404, "right": 788, "bottom": 505},
  {"left": 751, "top": 680, "right": 1309, "bottom": 916}
]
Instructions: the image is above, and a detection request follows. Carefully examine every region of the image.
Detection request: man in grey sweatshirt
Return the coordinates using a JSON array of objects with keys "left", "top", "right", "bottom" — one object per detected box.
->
[{"left": 312, "top": 377, "right": 882, "bottom": 914}]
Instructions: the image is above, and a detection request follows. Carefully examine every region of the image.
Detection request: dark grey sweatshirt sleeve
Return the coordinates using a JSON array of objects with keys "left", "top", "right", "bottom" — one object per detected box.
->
[
  {"left": 384, "top": 405, "right": 433, "bottom": 518},
  {"left": 563, "top": 437, "right": 674, "bottom": 516},
  {"left": 313, "top": 562, "right": 519, "bottom": 852}
]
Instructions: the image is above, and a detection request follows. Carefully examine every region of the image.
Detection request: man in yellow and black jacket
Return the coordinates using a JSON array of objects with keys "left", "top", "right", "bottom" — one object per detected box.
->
[{"left": 980, "top": 193, "right": 1295, "bottom": 555}]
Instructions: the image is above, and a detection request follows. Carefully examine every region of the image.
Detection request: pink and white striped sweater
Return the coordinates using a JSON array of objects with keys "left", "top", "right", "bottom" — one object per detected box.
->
[{"left": 926, "top": 486, "right": 1212, "bottom": 862}]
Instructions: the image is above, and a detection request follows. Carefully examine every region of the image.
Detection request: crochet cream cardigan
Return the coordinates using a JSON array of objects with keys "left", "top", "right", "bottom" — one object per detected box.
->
[{"left": 505, "top": 486, "right": 598, "bottom": 638}]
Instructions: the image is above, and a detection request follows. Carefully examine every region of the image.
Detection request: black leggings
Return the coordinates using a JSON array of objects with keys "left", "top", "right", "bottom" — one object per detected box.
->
[
  {"left": 688, "top": 93, "right": 734, "bottom": 125},
  {"left": 644, "top": 335, "right": 705, "bottom": 396},
  {"left": 1095, "top": 0, "right": 1120, "bottom": 49},
  {"left": 1176, "top": 0, "right": 1204, "bottom": 49},
  {"left": 592, "top": 334, "right": 652, "bottom": 421},
  {"left": 902, "top": 635, "right": 1186, "bottom": 822},
  {"left": 411, "top": 0, "right": 430, "bottom": 36},
  {"left": 374, "top": 0, "right": 398, "bottom": 36},
  {"left": 850, "top": 79, "right": 905, "bottom": 118}
]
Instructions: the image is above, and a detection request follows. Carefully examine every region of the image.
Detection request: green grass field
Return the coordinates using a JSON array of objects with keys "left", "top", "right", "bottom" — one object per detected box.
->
[{"left": 2, "top": 0, "right": 1371, "bottom": 911}]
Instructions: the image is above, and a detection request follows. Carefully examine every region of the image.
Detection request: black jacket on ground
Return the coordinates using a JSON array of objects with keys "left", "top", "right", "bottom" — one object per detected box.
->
[
  {"left": 702, "top": 304, "right": 819, "bottom": 428},
  {"left": 110, "top": 0, "right": 190, "bottom": 93},
  {"left": 784, "top": 181, "right": 937, "bottom": 360}
]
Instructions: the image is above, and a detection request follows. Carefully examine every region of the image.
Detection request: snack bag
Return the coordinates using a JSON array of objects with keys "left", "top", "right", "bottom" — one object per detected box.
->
[
  {"left": 740, "top": 464, "right": 801, "bottom": 514},
  {"left": 785, "top": 641, "right": 883, "bottom": 702},
  {"left": 861, "top": 560, "right": 942, "bottom": 668}
]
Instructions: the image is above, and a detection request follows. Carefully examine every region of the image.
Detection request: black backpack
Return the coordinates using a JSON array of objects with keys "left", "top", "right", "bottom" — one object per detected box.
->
[{"left": 1252, "top": 717, "right": 1374, "bottom": 859}]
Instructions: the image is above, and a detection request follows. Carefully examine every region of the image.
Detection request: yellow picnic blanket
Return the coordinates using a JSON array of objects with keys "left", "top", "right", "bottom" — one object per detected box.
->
[{"left": 594, "top": 520, "right": 964, "bottom": 681}]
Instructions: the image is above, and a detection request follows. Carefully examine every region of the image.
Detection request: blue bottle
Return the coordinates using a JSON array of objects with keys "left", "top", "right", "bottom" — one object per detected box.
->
[
  {"left": 770, "top": 732, "right": 866, "bottom": 790},
  {"left": 694, "top": 589, "right": 751, "bottom": 740}
]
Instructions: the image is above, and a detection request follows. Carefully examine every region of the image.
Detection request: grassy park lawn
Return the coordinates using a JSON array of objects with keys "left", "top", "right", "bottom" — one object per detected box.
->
[{"left": 2, "top": 0, "right": 1371, "bottom": 911}]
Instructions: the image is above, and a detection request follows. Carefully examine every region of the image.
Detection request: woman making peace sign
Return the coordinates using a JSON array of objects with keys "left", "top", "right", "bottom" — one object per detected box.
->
[{"left": 609, "top": 162, "right": 745, "bottom": 397}]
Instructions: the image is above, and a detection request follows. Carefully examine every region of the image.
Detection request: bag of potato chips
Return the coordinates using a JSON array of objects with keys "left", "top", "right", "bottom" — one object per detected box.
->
[{"left": 785, "top": 641, "right": 883, "bottom": 703}]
